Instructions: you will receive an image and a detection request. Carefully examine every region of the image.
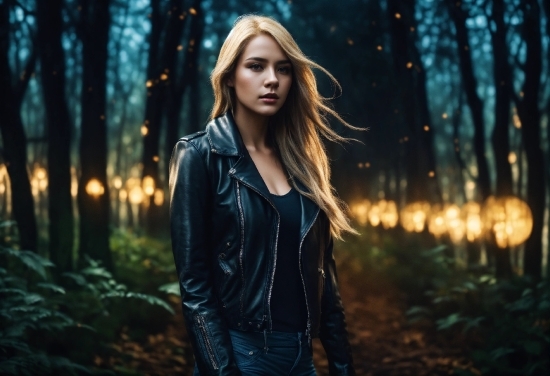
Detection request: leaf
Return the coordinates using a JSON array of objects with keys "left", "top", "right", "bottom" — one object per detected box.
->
[
  {"left": 0, "top": 288, "right": 27, "bottom": 296},
  {"left": 23, "top": 293, "right": 44, "bottom": 305},
  {"left": 436, "top": 313, "right": 464, "bottom": 330},
  {"left": 81, "top": 266, "right": 112, "bottom": 279},
  {"left": 0, "top": 247, "right": 54, "bottom": 279},
  {"left": 159, "top": 282, "right": 180, "bottom": 296},
  {"left": 36, "top": 283, "right": 66, "bottom": 295},
  {"left": 101, "top": 291, "right": 174, "bottom": 314},
  {"left": 489, "top": 346, "right": 514, "bottom": 360},
  {"left": 0, "top": 338, "right": 31, "bottom": 353},
  {"left": 62, "top": 272, "right": 87, "bottom": 286},
  {"left": 462, "top": 316, "right": 484, "bottom": 333}
]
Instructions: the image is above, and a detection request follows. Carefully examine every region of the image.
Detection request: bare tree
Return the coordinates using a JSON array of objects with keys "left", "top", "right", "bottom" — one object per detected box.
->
[
  {"left": 76, "top": 0, "right": 113, "bottom": 270},
  {"left": 514, "top": 0, "right": 545, "bottom": 279},
  {"left": 388, "top": 0, "right": 441, "bottom": 204},
  {"left": 37, "top": 0, "right": 74, "bottom": 274},
  {"left": 0, "top": 2, "right": 37, "bottom": 252}
]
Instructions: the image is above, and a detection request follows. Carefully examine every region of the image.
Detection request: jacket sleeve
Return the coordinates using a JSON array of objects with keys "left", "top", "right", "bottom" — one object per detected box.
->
[
  {"left": 319, "top": 233, "right": 356, "bottom": 376},
  {"left": 169, "top": 140, "right": 241, "bottom": 375}
]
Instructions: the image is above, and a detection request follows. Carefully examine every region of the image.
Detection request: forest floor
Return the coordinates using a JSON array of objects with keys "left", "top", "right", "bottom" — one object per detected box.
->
[{"left": 102, "top": 267, "right": 478, "bottom": 376}]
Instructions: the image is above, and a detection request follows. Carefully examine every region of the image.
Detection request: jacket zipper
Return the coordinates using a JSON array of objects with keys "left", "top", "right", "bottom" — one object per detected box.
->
[
  {"left": 235, "top": 181, "right": 246, "bottom": 317},
  {"left": 234, "top": 178, "right": 280, "bottom": 331},
  {"left": 298, "top": 208, "right": 320, "bottom": 346},
  {"left": 196, "top": 315, "right": 219, "bottom": 370}
]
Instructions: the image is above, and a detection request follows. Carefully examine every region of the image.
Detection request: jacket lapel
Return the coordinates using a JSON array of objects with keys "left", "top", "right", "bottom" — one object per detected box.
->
[{"left": 206, "top": 112, "right": 321, "bottom": 231}]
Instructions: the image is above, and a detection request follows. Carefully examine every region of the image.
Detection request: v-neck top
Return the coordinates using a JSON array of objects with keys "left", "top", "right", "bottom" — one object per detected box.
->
[{"left": 269, "top": 188, "right": 307, "bottom": 332}]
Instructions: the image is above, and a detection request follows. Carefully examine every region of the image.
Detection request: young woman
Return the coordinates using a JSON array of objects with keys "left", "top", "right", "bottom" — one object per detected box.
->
[{"left": 169, "top": 15, "right": 358, "bottom": 376}]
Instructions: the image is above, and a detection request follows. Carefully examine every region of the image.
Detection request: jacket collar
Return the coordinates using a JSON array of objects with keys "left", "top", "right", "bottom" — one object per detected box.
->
[{"left": 205, "top": 112, "right": 243, "bottom": 157}]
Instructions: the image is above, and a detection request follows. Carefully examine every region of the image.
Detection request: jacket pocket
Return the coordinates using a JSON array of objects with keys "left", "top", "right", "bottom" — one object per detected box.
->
[{"left": 194, "top": 315, "right": 219, "bottom": 370}]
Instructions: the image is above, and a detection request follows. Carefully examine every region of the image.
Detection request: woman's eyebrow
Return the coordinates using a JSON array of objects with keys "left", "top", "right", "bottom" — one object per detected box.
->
[{"left": 245, "top": 57, "right": 291, "bottom": 64}]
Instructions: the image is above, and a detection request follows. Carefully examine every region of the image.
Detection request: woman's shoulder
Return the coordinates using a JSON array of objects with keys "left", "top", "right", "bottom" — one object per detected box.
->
[{"left": 170, "top": 130, "right": 212, "bottom": 168}]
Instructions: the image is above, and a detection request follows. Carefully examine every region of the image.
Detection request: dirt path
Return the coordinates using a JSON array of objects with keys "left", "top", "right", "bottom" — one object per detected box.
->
[
  {"left": 312, "top": 271, "right": 475, "bottom": 376},
  {"left": 103, "top": 270, "right": 475, "bottom": 375}
]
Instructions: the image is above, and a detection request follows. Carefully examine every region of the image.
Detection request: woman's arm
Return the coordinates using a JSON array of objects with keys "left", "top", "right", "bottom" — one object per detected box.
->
[
  {"left": 169, "top": 140, "right": 241, "bottom": 375},
  {"left": 319, "top": 234, "right": 356, "bottom": 376}
]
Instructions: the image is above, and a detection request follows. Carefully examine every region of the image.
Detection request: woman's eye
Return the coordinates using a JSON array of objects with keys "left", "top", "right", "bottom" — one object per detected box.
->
[
  {"left": 249, "top": 63, "right": 263, "bottom": 71},
  {"left": 278, "top": 66, "right": 291, "bottom": 74}
]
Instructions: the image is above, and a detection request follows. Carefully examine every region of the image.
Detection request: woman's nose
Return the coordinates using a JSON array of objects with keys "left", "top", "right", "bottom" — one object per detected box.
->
[{"left": 264, "top": 67, "right": 279, "bottom": 87}]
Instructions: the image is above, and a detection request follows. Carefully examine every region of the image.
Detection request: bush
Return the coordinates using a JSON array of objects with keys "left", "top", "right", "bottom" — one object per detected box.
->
[
  {"left": 0, "top": 225, "right": 175, "bottom": 375},
  {"left": 407, "top": 272, "right": 550, "bottom": 375}
]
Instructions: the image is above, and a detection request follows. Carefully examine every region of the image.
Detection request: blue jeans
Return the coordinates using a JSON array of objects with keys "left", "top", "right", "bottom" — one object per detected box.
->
[{"left": 193, "top": 329, "right": 317, "bottom": 375}]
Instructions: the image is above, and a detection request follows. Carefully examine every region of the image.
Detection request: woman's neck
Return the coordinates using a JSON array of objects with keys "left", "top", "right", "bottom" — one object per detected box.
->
[{"left": 233, "top": 108, "right": 270, "bottom": 152}]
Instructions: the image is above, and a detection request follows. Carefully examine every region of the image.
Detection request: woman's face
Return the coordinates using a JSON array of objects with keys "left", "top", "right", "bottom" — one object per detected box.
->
[{"left": 228, "top": 34, "right": 293, "bottom": 120}]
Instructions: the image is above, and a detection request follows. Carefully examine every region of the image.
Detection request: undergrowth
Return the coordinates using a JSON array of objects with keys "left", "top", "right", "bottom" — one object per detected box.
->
[
  {"left": 338, "top": 224, "right": 550, "bottom": 376},
  {"left": 0, "top": 223, "right": 175, "bottom": 375}
]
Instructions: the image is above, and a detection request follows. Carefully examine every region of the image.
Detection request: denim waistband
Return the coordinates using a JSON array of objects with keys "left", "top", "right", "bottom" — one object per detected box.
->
[{"left": 229, "top": 329, "right": 308, "bottom": 349}]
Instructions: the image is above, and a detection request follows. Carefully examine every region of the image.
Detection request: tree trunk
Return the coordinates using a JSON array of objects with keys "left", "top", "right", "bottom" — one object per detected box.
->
[
  {"left": 388, "top": 0, "right": 441, "bottom": 204},
  {"left": 516, "top": 0, "right": 544, "bottom": 279},
  {"left": 142, "top": 0, "right": 186, "bottom": 234},
  {"left": 447, "top": 0, "right": 491, "bottom": 201},
  {"left": 0, "top": 3, "right": 37, "bottom": 252},
  {"left": 36, "top": 0, "right": 74, "bottom": 273},
  {"left": 543, "top": 0, "right": 550, "bottom": 279},
  {"left": 77, "top": 0, "right": 113, "bottom": 270},
  {"left": 165, "top": 0, "right": 204, "bottom": 182},
  {"left": 489, "top": 0, "right": 514, "bottom": 278}
]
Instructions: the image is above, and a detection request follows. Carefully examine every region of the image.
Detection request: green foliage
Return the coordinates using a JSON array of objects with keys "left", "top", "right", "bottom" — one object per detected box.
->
[
  {"left": 109, "top": 229, "right": 177, "bottom": 292},
  {"left": 0, "top": 225, "right": 176, "bottom": 375},
  {"left": 0, "top": 245, "right": 96, "bottom": 375},
  {"left": 406, "top": 273, "right": 550, "bottom": 375},
  {"left": 338, "top": 227, "right": 549, "bottom": 375}
]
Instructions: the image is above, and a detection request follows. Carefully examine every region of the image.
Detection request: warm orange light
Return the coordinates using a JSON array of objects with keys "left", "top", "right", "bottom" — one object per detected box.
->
[
  {"left": 119, "top": 189, "right": 128, "bottom": 202},
  {"left": 428, "top": 207, "right": 446, "bottom": 237},
  {"left": 483, "top": 196, "right": 533, "bottom": 248},
  {"left": 35, "top": 168, "right": 47, "bottom": 180},
  {"left": 400, "top": 202, "right": 430, "bottom": 232},
  {"left": 350, "top": 200, "right": 370, "bottom": 226},
  {"left": 444, "top": 204, "right": 465, "bottom": 244},
  {"left": 85, "top": 179, "right": 105, "bottom": 197},
  {"left": 154, "top": 189, "right": 164, "bottom": 206},
  {"left": 141, "top": 125, "right": 148, "bottom": 136},
  {"left": 125, "top": 177, "right": 139, "bottom": 189},
  {"left": 142, "top": 176, "right": 155, "bottom": 196},
  {"left": 146, "top": 80, "right": 153, "bottom": 88},
  {"left": 113, "top": 176, "right": 122, "bottom": 189},
  {"left": 71, "top": 180, "right": 78, "bottom": 197},
  {"left": 508, "top": 152, "right": 517, "bottom": 164},
  {"left": 128, "top": 186, "right": 144, "bottom": 204},
  {"left": 38, "top": 179, "right": 48, "bottom": 192},
  {"left": 462, "top": 201, "right": 482, "bottom": 242},
  {"left": 379, "top": 200, "right": 398, "bottom": 229}
]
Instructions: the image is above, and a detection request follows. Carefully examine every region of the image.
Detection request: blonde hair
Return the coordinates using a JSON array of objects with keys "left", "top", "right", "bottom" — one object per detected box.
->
[{"left": 210, "top": 14, "right": 360, "bottom": 239}]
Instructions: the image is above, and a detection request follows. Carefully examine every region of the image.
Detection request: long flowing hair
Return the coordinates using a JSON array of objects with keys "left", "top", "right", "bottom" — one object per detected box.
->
[{"left": 210, "top": 15, "right": 360, "bottom": 239}]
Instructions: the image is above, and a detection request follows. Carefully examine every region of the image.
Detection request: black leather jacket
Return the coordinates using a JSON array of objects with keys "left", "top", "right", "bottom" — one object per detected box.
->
[{"left": 169, "top": 112, "right": 354, "bottom": 375}]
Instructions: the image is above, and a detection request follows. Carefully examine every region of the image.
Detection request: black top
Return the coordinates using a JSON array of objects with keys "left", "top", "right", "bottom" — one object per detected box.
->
[{"left": 269, "top": 188, "right": 308, "bottom": 332}]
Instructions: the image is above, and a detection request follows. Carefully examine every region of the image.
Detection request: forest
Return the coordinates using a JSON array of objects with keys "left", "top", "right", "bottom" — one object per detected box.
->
[{"left": 0, "top": 0, "right": 549, "bottom": 375}]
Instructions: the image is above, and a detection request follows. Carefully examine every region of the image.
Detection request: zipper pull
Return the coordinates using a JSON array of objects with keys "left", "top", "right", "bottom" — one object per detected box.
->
[{"left": 318, "top": 267, "right": 326, "bottom": 278}]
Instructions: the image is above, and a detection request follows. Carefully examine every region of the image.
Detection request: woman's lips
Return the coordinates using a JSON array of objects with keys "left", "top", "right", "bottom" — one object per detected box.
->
[{"left": 260, "top": 93, "right": 279, "bottom": 104}]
